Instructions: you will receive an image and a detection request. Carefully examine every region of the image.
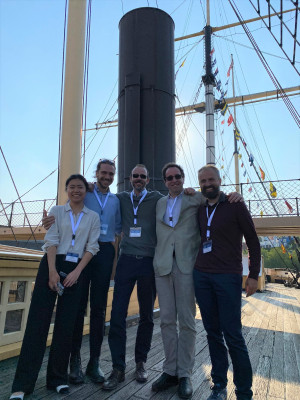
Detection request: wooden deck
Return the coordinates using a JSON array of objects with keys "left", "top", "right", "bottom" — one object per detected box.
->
[{"left": 1, "top": 283, "right": 299, "bottom": 400}]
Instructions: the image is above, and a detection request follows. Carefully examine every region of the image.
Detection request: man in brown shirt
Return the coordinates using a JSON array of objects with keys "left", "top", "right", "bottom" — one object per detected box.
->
[{"left": 194, "top": 165, "right": 260, "bottom": 400}]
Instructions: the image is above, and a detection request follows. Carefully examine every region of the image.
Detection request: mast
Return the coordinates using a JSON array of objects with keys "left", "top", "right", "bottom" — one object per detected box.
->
[
  {"left": 231, "top": 54, "right": 240, "bottom": 193},
  {"left": 203, "top": 0, "right": 216, "bottom": 165},
  {"left": 57, "top": 0, "right": 87, "bottom": 204}
]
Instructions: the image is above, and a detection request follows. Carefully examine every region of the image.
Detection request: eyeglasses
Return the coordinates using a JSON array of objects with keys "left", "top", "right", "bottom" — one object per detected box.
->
[
  {"left": 165, "top": 174, "right": 182, "bottom": 181},
  {"left": 98, "top": 158, "right": 115, "bottom": 165},
  {"left": 132, "top": 173, "right": 147, "bottom": 179}
]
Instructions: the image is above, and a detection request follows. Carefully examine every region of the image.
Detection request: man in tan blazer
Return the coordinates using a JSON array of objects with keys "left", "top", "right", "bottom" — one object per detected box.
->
[{"left": 152, "top": 163, "right": 242, "bottom": 400}]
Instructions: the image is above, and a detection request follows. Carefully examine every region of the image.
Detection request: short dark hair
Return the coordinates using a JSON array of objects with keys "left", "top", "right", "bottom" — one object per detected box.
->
[
  {"left": 162, "top": 162, "right": 185, "bottom": 181},
  {"left": 65, "top": 174, "right": 89, "bottom": 191},
  {"left": 198, "top": 165, "right": 221, "bottom": 179},
  {"left": 131, "top": 164, "right": 149, "bottom": 177},
  {"left": 96, "top": 158, "right": 116, "bottom": 173}
]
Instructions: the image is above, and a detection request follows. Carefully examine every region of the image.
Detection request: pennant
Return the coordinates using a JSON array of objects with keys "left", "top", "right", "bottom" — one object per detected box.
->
[
  {"left": 238, "top": 154, "right": 242, "bottom": 159},
  {"left": 241, "top": 162, "right": 244, "bottom": 168},
  {"left": 227, "top": 114, "right": 233, "bottom": 126},
  {"left": 227, "top": 60, "right": 233, "bottom": 77},
  {"left": 220, "top": 165, "right": 224, "bottom": 169},
  {"left": 213, "top": 68, "right": 219, "bottom": 76},
  {"left": 222, "top": 157, "right": 224, "bottom": 161},
  {"left": 270, "top": 182, "right": 277, "bottom": 198},
  {"left": 221, "top": 102, "right": 228, "bottom": 116},
  {"left": 249, "top": 154, "right": 254, "bottom": 166},
  {"left": 281, "top": 244, "right": 286, "bottom": 254},
  {"left": 248, "top": 187, "right": 252, "bottom": 193},
  {"left": 247, "top": 178, "right": 249, "bottom": 183},
  {"left": 221, "top": 120, "right": 225, "bottom": 125},
  {"left": 259, "top": 166, "right": 265, "bottom": 181},
  {"left": 256, "top": 202, "right": 259, "bottom": 208},
  {"left": 180, "top": 58, "right": 186, "bottom": 68},
  {"left": 260, "top": 210, "right": 263, "bottom": 217},
  {"left": 234, "top": 128, "right": 240, "bottom": 141},
  {"left": 210, "top": 48, "right": 215, "bottom": 56},
  {"left": 216, "top": 80, "right": 221, "bottom": 90},
  {"left": 285, "top": 200, "right": 294, "bottom": 213},
  {"left": 243, "top": 170, "right": 246, "bottom": 177},
  {"left": 212, "top": 59, "right": 217, "bottom": 67}
]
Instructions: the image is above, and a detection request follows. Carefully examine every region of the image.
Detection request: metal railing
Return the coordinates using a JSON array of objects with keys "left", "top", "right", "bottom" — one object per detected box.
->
[{"left": 0, "top": 179, "right": 299, "bottom": 227}]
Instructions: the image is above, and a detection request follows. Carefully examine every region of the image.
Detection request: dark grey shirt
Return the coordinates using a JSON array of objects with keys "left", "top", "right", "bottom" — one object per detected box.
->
[{"left": 116, "top": 190, "right": 163, "bottom": 257}]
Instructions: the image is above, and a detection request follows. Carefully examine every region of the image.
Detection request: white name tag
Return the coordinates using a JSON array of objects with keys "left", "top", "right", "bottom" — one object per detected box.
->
[
  {"left": 203, "top": 240, "right": 212, "bottom": 254},
  {"left": 129, "top": 227, "right": 142, "bottom": 237},
  {"left": 100, "top": 223, "right": 108, "bottom": 235},
  {"left": 65, "top": 252, "right": 79, "bottom": 263}
]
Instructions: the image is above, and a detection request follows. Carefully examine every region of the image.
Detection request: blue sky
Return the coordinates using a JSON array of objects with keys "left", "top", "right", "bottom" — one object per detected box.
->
[{"left": 0, "top": 0, "right": 299, "bottom": 205}]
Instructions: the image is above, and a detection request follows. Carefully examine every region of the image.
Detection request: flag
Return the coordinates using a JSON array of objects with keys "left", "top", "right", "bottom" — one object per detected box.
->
[
  {"left": 210, "top": 48, "right": 215, "bottom": 56},
  {"left": 243, "top": 170, "right": 246, "bottom": 177},
  {"left": 180, "top": 58, "right": 186, "bottom": 68},
  {"left": 241, "top": 162, "right": 244, "bottom": 168},
  {"left": 221, "top": 102, "right": 228, "bottom": 116},
  {"left": 285, "top": 200, "right": 294, "bottom": 213},
  {"left": 221, "top": 120, "right": 225, "bottom": 125},
  {"left": 213, "top": 68, "right": 219, "bottom": 76},
  {"left": 247, "top": 178, "right": 249, "bottom": 183},
  {"left": 259, "top": 166, "right": 265, "bottom": 181},
  {"left": 227, "top": 60, "right": 233, "bottom": 77},
  {"left": 234, "top": 128, "right": 240, "bottom": 141},
  {"left": 249, "top": 154, "right": 254, "bottom": 166},
  {"left": 281, "top": 244, "right": 286, "bottom": 254},
  {"left": 212, "top": 59, "right": 217, "bottom": 67},
  {"left": 227, "top": 114, "right": 233, "bottom": 126},
  {"left": 238, "top": 154, "right": 242, "bottom": 159},
  {"left": 220, "top": 165, "right": 224, "bottom": 169},
  {"left": 248, "top": 187, "right": 252, "bottom": 193},
  {"left": 260, "top": 210, "right": 263, "bottom": 217},
  {"left": 216, "top": 80, "right": 221, "bottom": 90},
  {"left": 270, "top": 182, "right": 277, "bottom": 198}
]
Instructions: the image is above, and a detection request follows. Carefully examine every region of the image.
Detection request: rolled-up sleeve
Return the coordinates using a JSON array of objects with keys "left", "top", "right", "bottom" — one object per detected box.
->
[
  {"left": 85, "top": 213, "right": 100, "bottom": 256},
  {"left": 42, "top": 207, "right": 60, "bottom": 252}
]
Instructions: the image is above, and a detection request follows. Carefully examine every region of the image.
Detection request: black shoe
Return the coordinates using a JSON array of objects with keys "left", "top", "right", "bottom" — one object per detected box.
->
[
  {"left": 207, "top": 384, "right": 227, "bottom": 400},
  {"left": 69, "top": 352, "right": 84, "bottom": 384},
  {"left": 102, "top": 368, "right": 125, "bottom": 391},
  {"left": 134, "top": 361, "right": 148, "bottom": 383},
  {"left": 152, "top": 372, "right": 179, "bottom": 392},
  {"left": 86, "top": 357, "right": 105, "bottom": 383},
  {"left": 178, "top": 377, "right": 193, "bottom": 399}
]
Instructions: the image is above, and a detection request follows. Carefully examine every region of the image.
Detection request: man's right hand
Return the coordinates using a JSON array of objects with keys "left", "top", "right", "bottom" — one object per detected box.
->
[{"left": 42, "top": 209, "right": 55, "bottom": 230}]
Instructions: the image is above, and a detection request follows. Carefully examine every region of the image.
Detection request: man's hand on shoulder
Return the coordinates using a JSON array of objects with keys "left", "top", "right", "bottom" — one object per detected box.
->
[
  {"left": 88, "top": 182, "right": 94, "bottom": 192},
  {"left": 227, "top": 192, "right": 244, "bottom": 203},
  {"left": 245, "top": 277, "right": 258, "bottom": 297},
  {"left": 184, "top": 187, "right": 196, "bottom": 196},
  {"left": 42, "top": 210, "right": 55, "bottom": 231}
]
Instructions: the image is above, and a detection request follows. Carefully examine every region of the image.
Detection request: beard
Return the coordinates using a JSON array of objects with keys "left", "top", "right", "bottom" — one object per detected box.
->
[{"left": 202, "top": 185, "right": 220, "bottom": 200}]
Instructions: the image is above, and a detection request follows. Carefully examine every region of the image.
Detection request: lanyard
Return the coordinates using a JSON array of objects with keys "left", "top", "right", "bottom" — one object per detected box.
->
[
  {"left": 205, "top": 203, "right": 219, "bottom": 240},
  {"left": 69, "top": 211, "right": 84, "bottom": 246},
  {"left": 130, "top": 190, "right": 147, "bottom": 225},
  {"left": 167, "top": 193, "right": 182, "bottom": 227},
  {"left": 93, "top": 186, "right": 110, "bottom": 214}
]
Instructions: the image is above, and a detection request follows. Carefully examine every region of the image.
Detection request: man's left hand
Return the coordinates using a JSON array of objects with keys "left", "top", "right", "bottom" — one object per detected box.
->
[
  {"left": 245, "top": 277, "right": 258, "bottom": 297},
  {"left": 184, "top": 187, "right": 196, "bottom": 196},
  {"left": 227, "top": 192, "right": 244, "bottom": 203}
]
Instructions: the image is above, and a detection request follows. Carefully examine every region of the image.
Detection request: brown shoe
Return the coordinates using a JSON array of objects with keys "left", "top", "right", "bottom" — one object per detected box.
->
[
  {"left": 102, "top": 368, "right": 125, "bottom": 391},
  {"left": 135, "top": 361, "right": 148, "bottom": 383}
]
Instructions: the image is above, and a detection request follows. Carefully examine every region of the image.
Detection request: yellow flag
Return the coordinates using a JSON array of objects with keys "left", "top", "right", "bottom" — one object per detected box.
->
[{"left": 281, "top": 244, "right": 286, "bottom": 254}]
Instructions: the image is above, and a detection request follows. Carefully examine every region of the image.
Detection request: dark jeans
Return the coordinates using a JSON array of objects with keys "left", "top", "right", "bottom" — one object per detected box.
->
[
  {"left": 108, "top": 254, "right": 156, "bottom": 371},
  {"left": 71, "top": 243, "right": 115, "bottom": 359},
  {"left": 193, "top": 270, "right": 253, "bottom": 400},
  {"left": 12, "top": 255, "right": 82, "bottom": 394}
]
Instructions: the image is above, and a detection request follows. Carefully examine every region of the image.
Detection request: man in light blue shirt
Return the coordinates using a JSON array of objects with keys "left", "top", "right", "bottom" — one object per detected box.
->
[{"left": 69, "top": 159, "right": 122, "bottom": 384}]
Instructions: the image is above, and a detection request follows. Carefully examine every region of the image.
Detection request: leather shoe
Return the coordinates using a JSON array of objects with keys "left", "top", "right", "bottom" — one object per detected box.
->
[
  {"left": 178, "top": 377, "right": 193, "bottom": 399},
  {"left": 86, "top": 357, "right": 105, "bottom": 383},
  {"left": 152, "top": 372, "right": 178, "bottom": 392},
  {"left": 102, "top": 368, "right": 125, "bottom": 391},
  {"left": 69, "top": 352, "right": 84, "bottom": 384},
  {"left": 135, "top": 361, "right": 148, "bottom": 382}
]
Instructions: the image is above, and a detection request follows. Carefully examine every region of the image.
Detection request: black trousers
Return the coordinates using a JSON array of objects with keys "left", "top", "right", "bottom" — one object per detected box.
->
[
  {"left": 108, "top": 254, "right": 156, "bottom": 371},
  {"left": 12, "top": 255, "right": 82, "bottom": 394},
  {"left": 71, "top": 242, "right": 115, "bottom": 359}
]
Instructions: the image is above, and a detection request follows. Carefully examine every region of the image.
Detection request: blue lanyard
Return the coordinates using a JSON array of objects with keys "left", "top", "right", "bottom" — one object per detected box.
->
[
  {"left": 93, "top": 186, "right": 110, "bottom": 214},
  {"left": 130, "top": 190, "right": 147, "bottom": 225},
  {"left": 69, "top": 211, "right": 84, "bottom": 246},
  {"left": 167, "top": 192, "right": 182, "bottom": 227},
  {"left": 205, "top": 203, "right": 219, "bottom": 240}
]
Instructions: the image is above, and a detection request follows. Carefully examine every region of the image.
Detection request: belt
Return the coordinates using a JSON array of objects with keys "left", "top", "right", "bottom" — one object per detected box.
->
[
  {"left": 124, "top": 253, "right": 151, "bottom": 260},
  {"left": 98, "top": 241, "right": 113, "bottom": 246}
]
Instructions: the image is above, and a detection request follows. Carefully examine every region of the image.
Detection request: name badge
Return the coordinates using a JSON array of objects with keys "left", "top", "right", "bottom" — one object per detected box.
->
[
  {"left": 100, "top": 223, "right": 108, "bottom": 235},
  {"left": 129, "top": 227, "right": 142, "bottom": 237},
  {"left": 203, "top": 240, "right": 212, "bottom": 254},
  {"left": 65, "top": 252, "right": 79, "bottom": 263}
]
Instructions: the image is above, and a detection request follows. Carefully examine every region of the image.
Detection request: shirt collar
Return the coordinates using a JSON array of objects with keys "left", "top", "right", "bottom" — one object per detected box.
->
[
  {"left": 205, "top": 191, "right": 226, "bottom": 206},
  {"left": 64, "top": 202, "right": 88, "bottom": 214},
  {"left": 94, "top": 183, "right": 110, "bottom": 194},
  {"left": 133, "top": 188, "right": 147, "bottom": 198},
  {"left": 168, "top": 190, "right": 184, "bottom": 200}
]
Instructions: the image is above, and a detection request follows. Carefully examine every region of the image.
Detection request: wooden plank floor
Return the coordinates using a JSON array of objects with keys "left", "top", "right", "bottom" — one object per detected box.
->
[{"left": 1, "top": 283, "right": 299, "bottom": 400}]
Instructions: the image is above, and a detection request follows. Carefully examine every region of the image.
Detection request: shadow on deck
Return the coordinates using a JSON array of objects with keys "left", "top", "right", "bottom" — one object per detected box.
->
[{"left": 1, "top": 283, "right": 299, "bottom": 400}]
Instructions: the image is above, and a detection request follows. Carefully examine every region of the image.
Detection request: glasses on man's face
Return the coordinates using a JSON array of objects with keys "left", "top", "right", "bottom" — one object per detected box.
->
[
  {"left": 132, "top": 173, "right": 147, "bottom": 179},
  {"left": 165, "top": 174, "right": 182, "bottom": 181}
]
